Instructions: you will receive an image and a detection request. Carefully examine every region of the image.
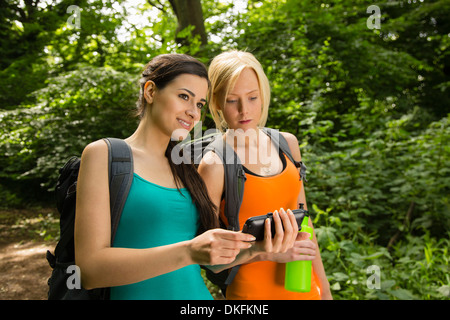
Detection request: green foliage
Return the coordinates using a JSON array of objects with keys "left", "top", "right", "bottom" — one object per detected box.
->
[
  {"left": 0, "top": 66, "right": 138, "bottom": 204},
  {"left": 307, "top": 113, "right": 449, "bottom": 239},
  {"left": 0, "top": 0, "right": 448, "bottom": 299},
  {"left": 318, "top": 225, "right": 450, "bottom": 300},
  {"left": 0, "top": 208, "right": 60, "bottom": 242},
  {"left": 0, "top": 0, "right": 129, "bottom": 109},
  {"left": 211, "top": 0, "right": 450, "bottom": 299}
]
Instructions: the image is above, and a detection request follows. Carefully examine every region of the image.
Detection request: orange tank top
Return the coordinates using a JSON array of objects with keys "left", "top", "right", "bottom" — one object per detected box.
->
[{"left": 220, "top": 153, "right": 321, "bottom": 300}]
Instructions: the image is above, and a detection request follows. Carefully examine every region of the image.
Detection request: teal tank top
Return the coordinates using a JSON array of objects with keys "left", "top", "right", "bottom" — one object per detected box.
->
[{"left": 110, "top": 173, "right": 213, "bottom": 300}]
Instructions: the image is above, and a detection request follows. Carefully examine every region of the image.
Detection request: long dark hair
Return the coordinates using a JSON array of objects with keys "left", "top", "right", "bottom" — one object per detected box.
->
[{"left": 136, "top": 54, "right": 218, "bottom": 234}]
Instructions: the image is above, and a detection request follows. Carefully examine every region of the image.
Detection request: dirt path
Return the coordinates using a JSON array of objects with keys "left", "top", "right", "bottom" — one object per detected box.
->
[
  {"left": 0, "top": 207, "right": 224, "bottom": 300},
  {"left": 0, "top": 208, "right": 58, "bottom": 300},
  {"left": 0, "top": 241, "right": 56, "bottom": 299}
]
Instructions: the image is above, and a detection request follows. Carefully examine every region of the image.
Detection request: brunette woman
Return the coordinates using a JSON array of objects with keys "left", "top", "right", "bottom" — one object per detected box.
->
[{"left": 75, "top": 54, "right": 254, "bottom": 300}]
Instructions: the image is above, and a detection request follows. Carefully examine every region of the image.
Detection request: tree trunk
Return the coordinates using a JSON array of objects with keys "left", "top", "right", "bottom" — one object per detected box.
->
[{"left": 168, "top": 0, "right": 207, "bottom": 46}]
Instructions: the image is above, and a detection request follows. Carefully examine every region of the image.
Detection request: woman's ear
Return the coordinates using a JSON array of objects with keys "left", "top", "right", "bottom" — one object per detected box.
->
[{"left": 144, "top": 80, "right": 157, "bottom": 105}]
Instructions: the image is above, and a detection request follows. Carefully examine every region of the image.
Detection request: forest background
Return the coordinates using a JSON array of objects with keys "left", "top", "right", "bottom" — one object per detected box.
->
[{"left": 0, "top": 0, "right": 448, "bottom": 300}]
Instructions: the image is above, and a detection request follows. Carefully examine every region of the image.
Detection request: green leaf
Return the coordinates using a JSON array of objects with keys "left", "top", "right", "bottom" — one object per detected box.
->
[{"left": 388, "top": 288, "right": 419, "bottom": 300}]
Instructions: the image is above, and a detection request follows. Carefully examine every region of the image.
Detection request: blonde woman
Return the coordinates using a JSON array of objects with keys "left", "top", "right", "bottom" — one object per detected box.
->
[{"left": 199, "top": 50, "right": 332, "bottom": 300}]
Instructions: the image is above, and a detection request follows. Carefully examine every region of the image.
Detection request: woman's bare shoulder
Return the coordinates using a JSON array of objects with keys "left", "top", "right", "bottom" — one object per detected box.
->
[{"left": 280, "top": 131, "right": 302, "bottom": 160}]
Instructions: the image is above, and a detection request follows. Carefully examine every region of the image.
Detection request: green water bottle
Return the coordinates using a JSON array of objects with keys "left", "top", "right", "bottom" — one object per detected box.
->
[{"left": 285, "top": 216, "right": 313, "bottom": 292}]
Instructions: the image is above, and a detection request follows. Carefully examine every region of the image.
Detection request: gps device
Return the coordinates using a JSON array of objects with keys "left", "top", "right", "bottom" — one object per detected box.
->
[{"left": 241, "top": 205, "right": 309, "bottom": 241}]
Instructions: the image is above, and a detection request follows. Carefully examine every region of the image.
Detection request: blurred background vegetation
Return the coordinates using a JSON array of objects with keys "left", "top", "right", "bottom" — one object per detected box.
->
[{"left": 0, "top": 0, "right": 448, "bottom": 300}]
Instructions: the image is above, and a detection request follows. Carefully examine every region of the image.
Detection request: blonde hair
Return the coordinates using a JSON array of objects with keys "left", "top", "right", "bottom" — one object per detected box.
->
[{"left": 208, "top": 50, "right": 270, "bottom": 132}]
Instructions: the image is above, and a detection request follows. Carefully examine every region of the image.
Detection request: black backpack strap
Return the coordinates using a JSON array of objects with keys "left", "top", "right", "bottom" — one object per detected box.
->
[
  {"left": 204, "top": 136, "right": 245, "bottom": 231},
  {"left": 103, "top": 138, "right": 134, "bottom": 244},
  {"left": 204, "top": 136, "right": 246, "bottom": 286},
  {"left": 262, "top": 128, "right": 307, "bottom": 182},
  {"left": 53, "top": 159, "right": 80, "bottom": 260}
]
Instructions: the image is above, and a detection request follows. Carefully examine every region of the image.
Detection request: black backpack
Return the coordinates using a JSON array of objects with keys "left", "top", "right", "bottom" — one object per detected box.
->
[{"left": 46, "top": 138, "right": 133, "bottom": 300}]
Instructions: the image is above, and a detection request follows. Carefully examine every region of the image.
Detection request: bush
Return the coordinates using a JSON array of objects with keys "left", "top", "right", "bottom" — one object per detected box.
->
[{"left": 0, "top": 65, "right": 139, "bottom": 206}]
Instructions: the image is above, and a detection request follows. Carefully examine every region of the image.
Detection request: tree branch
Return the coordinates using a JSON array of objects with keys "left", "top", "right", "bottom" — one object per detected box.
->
[{"left": 147, "top": 0, "right": 168, "bottom": 13}]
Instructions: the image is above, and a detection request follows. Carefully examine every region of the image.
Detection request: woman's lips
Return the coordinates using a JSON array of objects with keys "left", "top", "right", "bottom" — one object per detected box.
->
[
  {"left": 177, "top": 118, "right": 191, "bottom": 130},
  {"left": 239, "top": 119, "right": 252, "bottom": 124}
]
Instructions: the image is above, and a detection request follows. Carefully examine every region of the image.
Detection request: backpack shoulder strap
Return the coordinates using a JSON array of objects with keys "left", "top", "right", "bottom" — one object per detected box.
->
[
  {"left": 262, "top": 128, "right": 307, "bottom": 182},
  {"left": 204, "top": 136, "right": 245, "bottom": 285},
  {"left": 204, "top": 136, "right": 246, "bottom": 231},
  {"left": 103, "top": 138, "right": 134, "bottom": 244}
]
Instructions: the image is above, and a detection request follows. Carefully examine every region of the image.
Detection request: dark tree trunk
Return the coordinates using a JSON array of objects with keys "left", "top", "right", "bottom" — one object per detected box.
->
[{"left": 168, "top": 0, "right": 207, "bottom": 46}]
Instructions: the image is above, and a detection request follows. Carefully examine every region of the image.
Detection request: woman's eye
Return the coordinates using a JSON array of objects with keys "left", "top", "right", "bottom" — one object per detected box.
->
[
  {"left": 250, "top": 96, "right": 257, "bottom": 101},
  {"left": 196, "top": 103, "right": 204, "bottom": 109},
  {"left": 179, "top": 93, "right": 189, "bottom": 100},
  {"left": 226, "top": 99, "right": 237, "bottom": 103}
]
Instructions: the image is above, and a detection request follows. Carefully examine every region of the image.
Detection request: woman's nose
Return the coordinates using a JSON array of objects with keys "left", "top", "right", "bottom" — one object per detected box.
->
[
  {"left": 238, "top": 100, "right": 249, "bottom": 115},
  {"left": 186, "top": 104, "right": 200, "bottom": 121}
]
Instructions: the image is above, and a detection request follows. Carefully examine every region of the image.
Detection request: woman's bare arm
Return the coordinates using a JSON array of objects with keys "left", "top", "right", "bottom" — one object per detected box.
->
[{"left": 75, "top": 140, "right": 253, "bottom": 290}]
